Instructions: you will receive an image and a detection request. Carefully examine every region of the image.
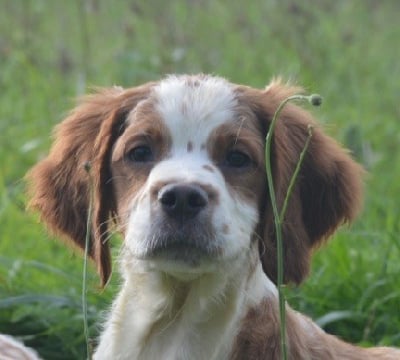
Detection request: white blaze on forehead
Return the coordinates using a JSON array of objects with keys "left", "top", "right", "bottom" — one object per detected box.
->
[
  {"left": 153, "top": 75, "right": 237, "bottom": 149},
  {"left": 124, "top": 75, "right": 261, "bottom": 271}
]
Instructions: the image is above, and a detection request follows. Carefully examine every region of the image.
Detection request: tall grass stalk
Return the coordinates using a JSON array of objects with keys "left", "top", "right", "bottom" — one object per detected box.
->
[
  {"left": 265, "top": 94, "right": 321, "bottom": 360},
  {"left": 83, "top": 162, "right": 93, "bottom": 360}
]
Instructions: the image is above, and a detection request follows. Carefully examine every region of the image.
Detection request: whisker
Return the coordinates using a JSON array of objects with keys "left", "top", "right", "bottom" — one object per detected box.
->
[
  {"left": 234, "top": 116, "right": 246, "bottom": 145},
  {"left": 105, "top": 175, "right": 129, "bottom": 185},
  {"left": 254, "top": 232, "right": 266, "bottom": 258},
  {"left": 229, "top": 185, "right": 260, "bottom": 200}
]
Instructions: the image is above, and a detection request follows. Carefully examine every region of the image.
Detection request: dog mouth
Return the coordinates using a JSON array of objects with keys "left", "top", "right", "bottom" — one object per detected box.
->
[
  {"left": 141, "top": 219, "right": 221, "bottom": 267},
  {"left": 148, "top": 237, "right": 220, "bottom": 267}
]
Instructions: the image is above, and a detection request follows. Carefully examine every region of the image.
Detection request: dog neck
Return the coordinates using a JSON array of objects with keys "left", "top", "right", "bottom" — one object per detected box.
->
[{"left": 94, "top": 243, "right": 277, "bottom": 360}]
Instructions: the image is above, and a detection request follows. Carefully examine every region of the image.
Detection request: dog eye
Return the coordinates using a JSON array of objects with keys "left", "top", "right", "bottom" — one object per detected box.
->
[
  {"left": 225, "top": 150, "right": 251, "bottom": 168},
  {"left": 127, "top": 146, "right": 154, "bottom": 162}
]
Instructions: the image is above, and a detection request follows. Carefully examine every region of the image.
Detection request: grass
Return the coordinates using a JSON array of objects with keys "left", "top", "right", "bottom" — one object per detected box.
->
[
  {"left": 265, "top": 94, "right": 318, "bottom": 359},
  {"left": 0, "top": 1, "right": 399, "bottom": 358}
]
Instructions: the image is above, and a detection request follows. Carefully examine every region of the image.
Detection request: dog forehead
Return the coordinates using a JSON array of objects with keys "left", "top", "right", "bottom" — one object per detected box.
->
[{"left": 153, "top": 75, "right": 238, "bottom": 146}]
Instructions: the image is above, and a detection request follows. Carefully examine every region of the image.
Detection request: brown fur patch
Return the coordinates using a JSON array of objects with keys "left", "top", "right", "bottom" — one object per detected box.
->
[
  {"left": 230, "top": 298, "right": 281, "bottom": 359},
  {"left": 207, "top": 112, "right": 267, "bottom": 209},
  {"left": 26, "top": 83, "right": 155, "bottom": 286},
  {"left": 111, "top": 99, "right": 172, "bottom": 230},
  {"left": 234, "top": 83, "right": 364, "bottom": 285},
  {"left": 231, "top": 298, "right": 400, "bottom": 359}
]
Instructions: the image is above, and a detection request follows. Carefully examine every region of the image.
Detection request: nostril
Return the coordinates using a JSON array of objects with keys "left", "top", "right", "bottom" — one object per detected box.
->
[
  {"left": 158, "top": 184, "right": 209, "bottom": 219},
  {"left": 159, "top": 189, "right": 177, "bottom": 209},
  {"left": 188, "top": 190, "right": 207, "bottom": 209}
]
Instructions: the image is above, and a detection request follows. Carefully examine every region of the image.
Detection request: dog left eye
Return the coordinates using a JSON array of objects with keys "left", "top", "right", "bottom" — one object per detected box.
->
[
  {"left": 225, "top": 150, "right": 251, "bottom": 168},
  {"left": 127, "top": 146, "right": 154, "bottom": 162}
]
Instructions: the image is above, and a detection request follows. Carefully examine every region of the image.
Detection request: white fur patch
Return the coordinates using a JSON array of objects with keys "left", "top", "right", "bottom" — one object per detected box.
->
[{"left": 154, "top": 75, "right": 237, "bottom": 151}]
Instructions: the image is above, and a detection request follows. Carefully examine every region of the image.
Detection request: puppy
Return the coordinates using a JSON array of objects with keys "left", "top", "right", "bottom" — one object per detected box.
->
[{"left": 27, "top": 75, "right": 399, "bottom": 359}]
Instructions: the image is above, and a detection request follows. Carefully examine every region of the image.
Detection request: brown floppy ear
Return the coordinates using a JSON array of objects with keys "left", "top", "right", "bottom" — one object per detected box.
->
[
  {"left": 26, "top": 84, "right": 153, "bottom": 286},
  {"left": 242, "top": 80, "right": 363, "bottom": 284}
]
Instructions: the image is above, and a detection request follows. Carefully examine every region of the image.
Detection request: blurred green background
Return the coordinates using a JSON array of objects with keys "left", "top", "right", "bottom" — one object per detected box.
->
[{"left": 1, "top": 1, "right": 399, "bottom": 358}]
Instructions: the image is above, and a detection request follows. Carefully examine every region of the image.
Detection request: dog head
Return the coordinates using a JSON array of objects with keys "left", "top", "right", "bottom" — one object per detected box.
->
[{"left": 27, "top": 75, "right": 363, "bottom": 286}]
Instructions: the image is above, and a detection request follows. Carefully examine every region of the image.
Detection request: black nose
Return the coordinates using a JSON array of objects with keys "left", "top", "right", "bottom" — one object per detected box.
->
[{"left": 158, "top": 183, "right": 208, "bottom": 220}]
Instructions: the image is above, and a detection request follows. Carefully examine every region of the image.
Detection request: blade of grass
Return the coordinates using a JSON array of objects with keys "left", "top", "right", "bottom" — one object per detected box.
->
[
  {"left": 280, "top": 124, "right": 314, "bottom": 221},
  {"left": 265, "top": 94, "right": 321, "bottom": 360},
  {"left": 83, "top": 162, "right": 93, "bottom": 360}
]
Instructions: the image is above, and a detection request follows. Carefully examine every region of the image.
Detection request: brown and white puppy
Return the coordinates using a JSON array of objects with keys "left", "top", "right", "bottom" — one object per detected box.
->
[{"left": 27, "top": 75, "right": 399, "bottom": 359}]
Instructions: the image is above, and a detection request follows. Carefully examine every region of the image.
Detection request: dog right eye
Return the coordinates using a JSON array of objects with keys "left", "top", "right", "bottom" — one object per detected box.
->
[
  {"left": 126, "top": 146, "right": 154, "bottom": 162},
  {"left": 225, "top": 150, "right": 251, "bottom": 168}
]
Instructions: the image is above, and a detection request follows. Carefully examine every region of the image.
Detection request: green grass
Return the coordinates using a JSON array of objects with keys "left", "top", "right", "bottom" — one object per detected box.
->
[{"left": 1, "top": 1, "right": 399, "bottom": 358}]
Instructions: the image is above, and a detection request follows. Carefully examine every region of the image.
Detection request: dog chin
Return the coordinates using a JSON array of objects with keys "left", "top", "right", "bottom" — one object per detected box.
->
[
  {"left": 135, "top": 239, "right": 223, "bottom": 279},
  {"left": 147, "top": 257, "right": 219, "bottom": 281}
]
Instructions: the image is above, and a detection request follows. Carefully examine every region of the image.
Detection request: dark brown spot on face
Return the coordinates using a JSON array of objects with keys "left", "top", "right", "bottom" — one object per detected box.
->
[
  {"left": 222, "top": 223, "right": 229, "bottom": 234},
  {"left": 200, "top": 143, "right": 206, "bottom": 150},
  {"left": 187, "top": 141, "right": 193, "bottom": 152}
]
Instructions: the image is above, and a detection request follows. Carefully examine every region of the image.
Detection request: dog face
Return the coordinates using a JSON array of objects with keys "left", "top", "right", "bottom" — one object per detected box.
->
[
  {"left": 111, "top": 76, "right": 266, "bottom": 276},
  {"left": 26, "top": 75, "right": 363, "bottom": 285}
]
